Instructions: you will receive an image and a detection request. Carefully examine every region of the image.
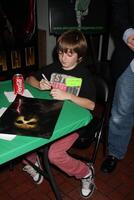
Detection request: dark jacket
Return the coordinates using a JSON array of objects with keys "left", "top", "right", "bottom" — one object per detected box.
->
[{"left": 110, "top": 0, "right": 134, "bottom": 81}]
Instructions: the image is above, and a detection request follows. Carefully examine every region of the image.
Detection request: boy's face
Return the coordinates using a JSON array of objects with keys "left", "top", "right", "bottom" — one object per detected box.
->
[{"left": 58, "top": 50, "right": 80, "bottom": 70}]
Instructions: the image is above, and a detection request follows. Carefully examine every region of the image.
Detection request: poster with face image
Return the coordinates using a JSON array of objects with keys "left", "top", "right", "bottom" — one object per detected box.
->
[{"left": 0, "top": 95, "right": 63, "bottom": 139}]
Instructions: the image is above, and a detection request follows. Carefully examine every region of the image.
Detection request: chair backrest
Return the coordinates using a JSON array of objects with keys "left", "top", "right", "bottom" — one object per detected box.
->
[
  {"left": 93, "top": 75, "right": 109, "bottom": 104},
  {"left": 72, "top": 75, "right": 110, "bottom": 164},
  {"left": 73, "top": 75, "right": 109, "bottom": 154}
]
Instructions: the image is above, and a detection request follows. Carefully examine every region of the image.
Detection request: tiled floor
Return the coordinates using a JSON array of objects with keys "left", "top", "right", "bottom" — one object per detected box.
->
[{"left": 0, "top": 130, "right": 134, "bottom": 200}]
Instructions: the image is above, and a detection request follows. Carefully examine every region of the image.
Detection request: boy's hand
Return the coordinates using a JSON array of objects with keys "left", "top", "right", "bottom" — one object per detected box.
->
[
  {"left": 39, "top": 79, "right": 51, "bottom": 90},
  {"left": 50, "top": 88, "right": 71, "bottom": 100}
]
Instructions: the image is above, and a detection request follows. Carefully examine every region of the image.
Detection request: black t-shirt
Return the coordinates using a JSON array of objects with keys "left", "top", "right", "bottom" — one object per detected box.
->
[{"left": 33, "top": 61, "right": 96, "bottom": 102}]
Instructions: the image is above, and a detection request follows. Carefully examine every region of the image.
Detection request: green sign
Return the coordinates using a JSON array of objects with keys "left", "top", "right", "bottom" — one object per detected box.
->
[{"left": 65, "top": 77, "right": 82, "bottom": 87}]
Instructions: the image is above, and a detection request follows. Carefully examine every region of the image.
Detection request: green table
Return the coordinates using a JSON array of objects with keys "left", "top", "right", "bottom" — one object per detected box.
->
[{"left": 0, "top": 80, "right": 92, "bottom": 199}]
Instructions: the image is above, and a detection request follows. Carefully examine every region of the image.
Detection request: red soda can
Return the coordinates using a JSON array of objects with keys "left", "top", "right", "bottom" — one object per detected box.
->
[{"left": 13, "top": 74, "right": 24, "bottom": 95}]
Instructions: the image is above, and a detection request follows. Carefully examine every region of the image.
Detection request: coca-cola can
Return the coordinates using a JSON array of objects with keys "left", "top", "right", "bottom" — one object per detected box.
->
[{"left": 13, "top": 74, "right": 24, "bottom": 95}]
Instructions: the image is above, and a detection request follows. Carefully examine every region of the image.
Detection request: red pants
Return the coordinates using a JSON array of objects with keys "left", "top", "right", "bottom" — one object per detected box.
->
[{"left": 24, "top": 133, "right": 89, "bottom": 179}]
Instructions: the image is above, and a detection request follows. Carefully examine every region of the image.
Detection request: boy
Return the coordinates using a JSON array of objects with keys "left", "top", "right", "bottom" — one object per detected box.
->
[{"left": 24, "top": 30, "right": 96, "bottom": 198}]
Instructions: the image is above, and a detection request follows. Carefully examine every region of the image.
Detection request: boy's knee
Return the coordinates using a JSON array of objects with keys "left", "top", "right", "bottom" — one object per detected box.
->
[
  {"left": 48, "top": 144, "right": 65, "bottom": 165},
  {"left": 48, "top": 145, "right": 59, "bottom": 164}
]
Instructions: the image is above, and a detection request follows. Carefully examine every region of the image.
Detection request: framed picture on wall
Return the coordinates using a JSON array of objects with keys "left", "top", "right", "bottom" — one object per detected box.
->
[{"left": 49, "top": 0, "right": 109, "bottom": 35}]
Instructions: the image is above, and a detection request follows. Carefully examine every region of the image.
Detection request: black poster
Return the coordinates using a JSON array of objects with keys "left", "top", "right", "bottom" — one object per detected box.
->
[
  {"left": 49, "top": 0, "right": 109, "bottom": 35},
  {"left": 0, "top": 95, "right": 63, "bottom": 139}
]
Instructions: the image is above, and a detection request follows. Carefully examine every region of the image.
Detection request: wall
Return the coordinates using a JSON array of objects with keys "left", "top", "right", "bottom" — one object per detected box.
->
[
  {"left": 37, "top": 0, "right": 114, "bottom": 65},
  {"left": 37, "top": 0, "right": 56, "bottom": 64}
]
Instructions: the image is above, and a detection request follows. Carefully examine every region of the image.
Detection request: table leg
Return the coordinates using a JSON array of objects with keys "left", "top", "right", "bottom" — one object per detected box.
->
[
  {"left": 39, "top": 146, "right": 63, "bottom": 200},
  {"left": 25, "top": 147, "right": 62, "bottom": 200}
]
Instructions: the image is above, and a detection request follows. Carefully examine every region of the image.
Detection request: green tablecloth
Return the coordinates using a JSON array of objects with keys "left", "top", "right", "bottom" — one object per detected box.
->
[{"left": 0, "top": 80, "right": 92, "bottom": 164}]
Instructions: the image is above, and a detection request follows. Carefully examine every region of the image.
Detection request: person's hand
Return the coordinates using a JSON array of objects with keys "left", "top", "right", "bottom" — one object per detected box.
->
[
  {"left": 127, "top": 34, "right": 134, "bottom": 51},
  {"left": 39, "top": 79, "right": 51, "bottom": 90},
  {"left": 50, "top": 88, "right": 71, "bottom": 100}
]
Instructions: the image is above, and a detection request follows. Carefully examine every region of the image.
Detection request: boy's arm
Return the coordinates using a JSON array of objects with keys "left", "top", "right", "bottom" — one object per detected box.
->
[
  {"left": 68, "top": 93, "right": 95, "bottom": 110},
  {"left": 26, "top": 75, "right": 52, "bottom": 90},
  {"left": 26, "top": 76, "right": 40, "bottom": 89},
  {"left": 50, "top": 89, "right": 95, "bottom": 110}
]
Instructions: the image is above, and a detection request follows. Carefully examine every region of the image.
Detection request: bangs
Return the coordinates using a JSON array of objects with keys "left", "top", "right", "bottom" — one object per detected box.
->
[{"left": 58, "top": 41, "right": 76, "bottom": 54}]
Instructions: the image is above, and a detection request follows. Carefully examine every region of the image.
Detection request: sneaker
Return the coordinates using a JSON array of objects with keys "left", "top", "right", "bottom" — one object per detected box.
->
[
  {"left": 23, "top": 158, "right": 43, "bottom": 184},
  {"left": 81, "top": 165, "right": 95, "bottom": 198}
]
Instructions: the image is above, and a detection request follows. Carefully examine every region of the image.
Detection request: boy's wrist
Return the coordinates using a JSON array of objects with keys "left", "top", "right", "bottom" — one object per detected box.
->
[{"left": 67, "top": 93, "right": 72, "bottom": 100}]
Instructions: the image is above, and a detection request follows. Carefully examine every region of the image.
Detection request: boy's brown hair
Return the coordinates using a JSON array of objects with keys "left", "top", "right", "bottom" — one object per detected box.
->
[{"left": 57, "top": 30, "right": 87, "bottom": 59}]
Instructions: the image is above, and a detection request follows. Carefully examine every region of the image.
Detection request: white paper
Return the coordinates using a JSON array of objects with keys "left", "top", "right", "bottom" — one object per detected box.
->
[
  {"left": 0, "top": 107, "right": 7, "bottom": 117},
  {"left": 4, "top": 89, "right": 33, "bottom": 102},
  {"left": 0, "top": 133, "right": 16, "bottom": 141},
  {"left": 0, "top": 107, "right": 16, "bottom": 140}
]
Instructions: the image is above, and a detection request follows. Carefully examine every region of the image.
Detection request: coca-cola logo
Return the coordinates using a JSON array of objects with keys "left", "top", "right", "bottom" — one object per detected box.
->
[{"left": 16, "top": 79, "right": 23, "bottom": 93}]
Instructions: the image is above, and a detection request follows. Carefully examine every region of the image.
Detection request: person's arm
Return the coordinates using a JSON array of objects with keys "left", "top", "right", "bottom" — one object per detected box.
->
[
  {"left": 26, "top": 75, "right": 51, "bottom": 90},
  {"left": 68, "top": 93, "right": 95, "bottom": 110},
  {"left": 26, "top": 76, "right": 40, "bottom": 89},
  {"left": 50, "top": 89, "right": 95, "bottom": 110},
  {"left": 26, "top": 63, "right": 55, "bottom": 90},
  {"left": 26, "top": 75, "right": 95, "bottom": 110}
]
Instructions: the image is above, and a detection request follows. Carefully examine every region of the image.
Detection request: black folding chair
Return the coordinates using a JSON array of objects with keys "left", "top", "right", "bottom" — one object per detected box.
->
[{"left": 71, "top": 75, "right": 110, "bottom": 164}]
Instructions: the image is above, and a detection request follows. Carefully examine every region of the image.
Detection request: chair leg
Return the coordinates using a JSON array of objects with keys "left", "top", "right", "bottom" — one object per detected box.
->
[
  {"left": 39, "top": 147, "right": 63, "bottom": 200},
  {"left": 101, "top": 85, "right": 115, "bottom": 157},
  {"left": 90, "top": 130, "right": 102, "bottom": 164},
  {"left": 102, "top": 126, "right": 108, "bottom": 156},
  {"left": 25, "top": 149, "right": 63, "bottom": 200}
]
